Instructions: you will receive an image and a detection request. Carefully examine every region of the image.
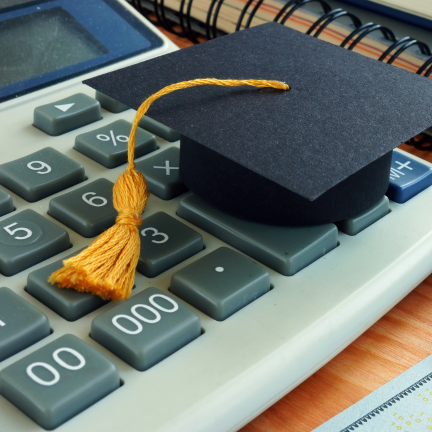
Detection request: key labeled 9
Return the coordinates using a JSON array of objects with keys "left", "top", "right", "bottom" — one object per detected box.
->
[{"left": 27, "top": 161, "right": 52, "bottom": 175}]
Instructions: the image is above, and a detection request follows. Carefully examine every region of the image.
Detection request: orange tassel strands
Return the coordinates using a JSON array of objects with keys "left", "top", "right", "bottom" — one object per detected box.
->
[{"left": 48, "top": 78, "right": 290, "bottom": 301}]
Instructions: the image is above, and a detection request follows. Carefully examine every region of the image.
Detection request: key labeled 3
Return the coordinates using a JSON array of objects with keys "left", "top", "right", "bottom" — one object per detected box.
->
[
  {"left": 0, "top": 334, "right": 119, "bottom": 430},
  {"left": 91, "top": 287, "right": 201, "bottom": 371},
  {"left": 0, "top": 147, "right": 85, "bottom": 202},
  {"left": 137, "top": 211, "right": 203, "bottom": 278}
]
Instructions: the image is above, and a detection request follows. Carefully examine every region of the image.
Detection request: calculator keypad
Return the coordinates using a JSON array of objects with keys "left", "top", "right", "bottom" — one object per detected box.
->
[
  {"left": 0, "top": 334, "right": 120, "bottom": 430},
  {"left": 0, "top": 287, "right": 50, "bottom": 362},
  {"left": 137, "top": 211, "right": 203, "bottom": 278},
  {"left": 0, "top": 189, "right": 13, "bottom": 217},
  {"left": 0, "top": 147, "right": 85, "bottom": 202},
  {"left": 171, "top": 247, "right": 271, "bottom": 321},
  {"left": 139, "top": 115, "right": 180, "bottom": 142},
  {"left": 74, "top": 119, "right": 156, "bottom": 168},
  {"left": 27, "top": 249, "right": 108, "bottom": 322},
  {"left": 0, "top": 209, "right": 70, "bottom": 276},
  {"left": 49, "top": 178, "right": 116, "bottom": 238},
  {"left": 135, "top": 147, "right": 188, "bottom": 200},
  {"left": 33, "top": 93, "right": 101, "bottom": 136},
  {"left": 387, "top": 151, "right": 432, "bottom": 203},
  {"left": 178, "top": 193, "right": 338, "bottom": 276},
  {"left": 91, "top": 288, "right": 201, "bottom": 371},
  {"left": 337, "top": 196, "right": 389, "bottom": 236}
]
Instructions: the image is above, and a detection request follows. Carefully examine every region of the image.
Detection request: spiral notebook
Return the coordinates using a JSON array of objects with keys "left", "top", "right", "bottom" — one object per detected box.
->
[{"left": 130, "top": 0, "right": 432, "bottom": 77}]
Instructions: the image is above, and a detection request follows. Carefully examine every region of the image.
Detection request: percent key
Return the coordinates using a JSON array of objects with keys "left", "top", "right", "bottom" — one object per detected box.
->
[{"left": 74, "top": 119, "right": 157, "bottom": 168}]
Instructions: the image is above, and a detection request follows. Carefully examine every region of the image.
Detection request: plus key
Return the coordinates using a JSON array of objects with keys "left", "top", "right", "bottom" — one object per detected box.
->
[{"left": 387, "top": 151, "right": 432, "bottom": 203}]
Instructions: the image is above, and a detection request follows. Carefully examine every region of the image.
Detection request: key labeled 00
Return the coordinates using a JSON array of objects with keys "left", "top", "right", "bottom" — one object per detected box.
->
[{"left": 0, "top": 334, "right": 119, "bottom": 430}]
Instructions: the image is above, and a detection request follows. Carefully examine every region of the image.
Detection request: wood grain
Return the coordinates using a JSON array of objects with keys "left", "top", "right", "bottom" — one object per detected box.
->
[{"left": 156, "top": 26, "right": 432, "bottom": 432}]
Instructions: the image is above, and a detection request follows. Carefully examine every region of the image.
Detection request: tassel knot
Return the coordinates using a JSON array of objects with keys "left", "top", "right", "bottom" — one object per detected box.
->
[{"left": 116, "top": 209, "right": 142, "bottom": 227}]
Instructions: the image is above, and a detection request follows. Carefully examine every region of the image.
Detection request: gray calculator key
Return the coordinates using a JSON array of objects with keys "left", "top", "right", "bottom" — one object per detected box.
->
[
  {"left": 74, "top": 119, "right": 157, "bottom": 168},
  {"left": 137, "top": 211, "right": 203, "bottom": 278},
  {"left": 0, "top": 189, "right": 13, "bottom": 217},
  {"left": 0, "top": 209, "right": 70, "bottom": 276},
  {"left": 27, "top": 249, "right": 108, "bottom": 322},
  {"left": 178, "top": 194, "right": 338, "bottom": 276},
  {"left": 337, "top": 196, "right": 389, "bottom": 236},
  {"left": 33, "top": 93, "right": 101, "bottom": 136},
  {"left": 171, "top": 247, "right": 271, "bottom": 321},
  {"left": 95, "top": 91, "right": 130, "bottom": 113},
  {"left": 49, "top": 178, "right": 116, "bottom": 238},
  {"left": 0, "top": 147, "right": 85, "bottom": 202},
  {"left": 91, "top": 288, "right": 200, "bottom": 371},
  {"left": 136, "top": 147, "right": 188, "bottom": 200},
  {"left": 0, "top": 287, "right": 50, "bottom": 362},
  {"left": 0, "top": 334, "right": 119, "bottom": 430},
  {"left": 139, "top": 115, "right": 180, "bottom": 142}
]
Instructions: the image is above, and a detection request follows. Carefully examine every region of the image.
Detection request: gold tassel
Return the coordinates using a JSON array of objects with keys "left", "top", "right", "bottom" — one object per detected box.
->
[{"left": 48, "top": 78, "right": 290, "bottom": 301}]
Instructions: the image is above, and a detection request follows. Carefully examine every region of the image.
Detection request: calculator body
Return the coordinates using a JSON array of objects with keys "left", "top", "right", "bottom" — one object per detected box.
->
[{"left": 2, "top": 1, "right": 432, "bottom": 432}]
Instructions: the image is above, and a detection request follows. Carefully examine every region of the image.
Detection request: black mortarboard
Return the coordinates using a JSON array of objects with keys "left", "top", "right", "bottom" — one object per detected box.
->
[{"left": 85, "top": 23, "right": 432, "bottom": 226}]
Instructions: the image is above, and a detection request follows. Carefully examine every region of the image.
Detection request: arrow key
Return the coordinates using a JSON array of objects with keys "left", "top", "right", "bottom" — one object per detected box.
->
[{"left": 34, "top": 93, "right": 101, "bottom": 136}]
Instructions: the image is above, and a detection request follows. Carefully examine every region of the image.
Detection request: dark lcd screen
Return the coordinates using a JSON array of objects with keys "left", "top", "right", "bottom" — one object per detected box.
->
[{"left": 0, "top": 7, "right": 109, "bottom": 87}]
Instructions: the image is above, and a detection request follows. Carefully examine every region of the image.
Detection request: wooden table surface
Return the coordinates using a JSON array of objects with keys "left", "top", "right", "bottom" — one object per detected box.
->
[{"left": 152, "top": 24, "right": 432, "bottom": 431}]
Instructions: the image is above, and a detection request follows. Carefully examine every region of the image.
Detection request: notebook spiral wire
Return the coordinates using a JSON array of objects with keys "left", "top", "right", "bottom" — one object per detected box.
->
[{"left": 130, "top": 0, "right": 432, "bottom": 149}]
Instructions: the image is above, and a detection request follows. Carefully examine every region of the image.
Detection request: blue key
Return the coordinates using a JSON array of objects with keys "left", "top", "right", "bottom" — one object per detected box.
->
[{"left": 387, "top": 151, "right": 432, "bottom": 203}]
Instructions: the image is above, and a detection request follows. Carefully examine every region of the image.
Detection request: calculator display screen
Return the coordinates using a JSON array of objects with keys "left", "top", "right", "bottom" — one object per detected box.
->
[{"left": 0, "top": 7, "right": 109, "bottom": 87}]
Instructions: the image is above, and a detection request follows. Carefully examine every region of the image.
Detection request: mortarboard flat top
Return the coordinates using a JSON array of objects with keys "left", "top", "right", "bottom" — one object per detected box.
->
[{"left": 85, "top": 22, "right": 432, "bottom": 202}]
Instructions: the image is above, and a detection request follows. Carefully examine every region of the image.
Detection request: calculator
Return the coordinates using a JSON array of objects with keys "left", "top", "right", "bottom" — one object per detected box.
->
[{"left": 1, "top": 1, "right": 432, "bottom": 431}]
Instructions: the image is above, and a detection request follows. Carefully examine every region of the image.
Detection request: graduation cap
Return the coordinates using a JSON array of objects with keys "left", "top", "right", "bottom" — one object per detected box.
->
[
  {"left": 85, "top": 22, "right": 432, "bottom": 227},
  {"left": 49, "top": 22, "right": 432, "bottom": 303}
]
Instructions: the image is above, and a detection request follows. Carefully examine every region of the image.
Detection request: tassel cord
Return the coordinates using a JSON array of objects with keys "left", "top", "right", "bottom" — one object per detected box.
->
[{"left": 126, "top": 79, "right": 289, "bottom": 168}]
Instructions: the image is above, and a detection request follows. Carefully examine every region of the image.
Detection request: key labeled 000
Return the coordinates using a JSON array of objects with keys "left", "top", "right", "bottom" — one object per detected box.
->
[{"left": 91, "top": 288, "right": 201, "bottom": 371}]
